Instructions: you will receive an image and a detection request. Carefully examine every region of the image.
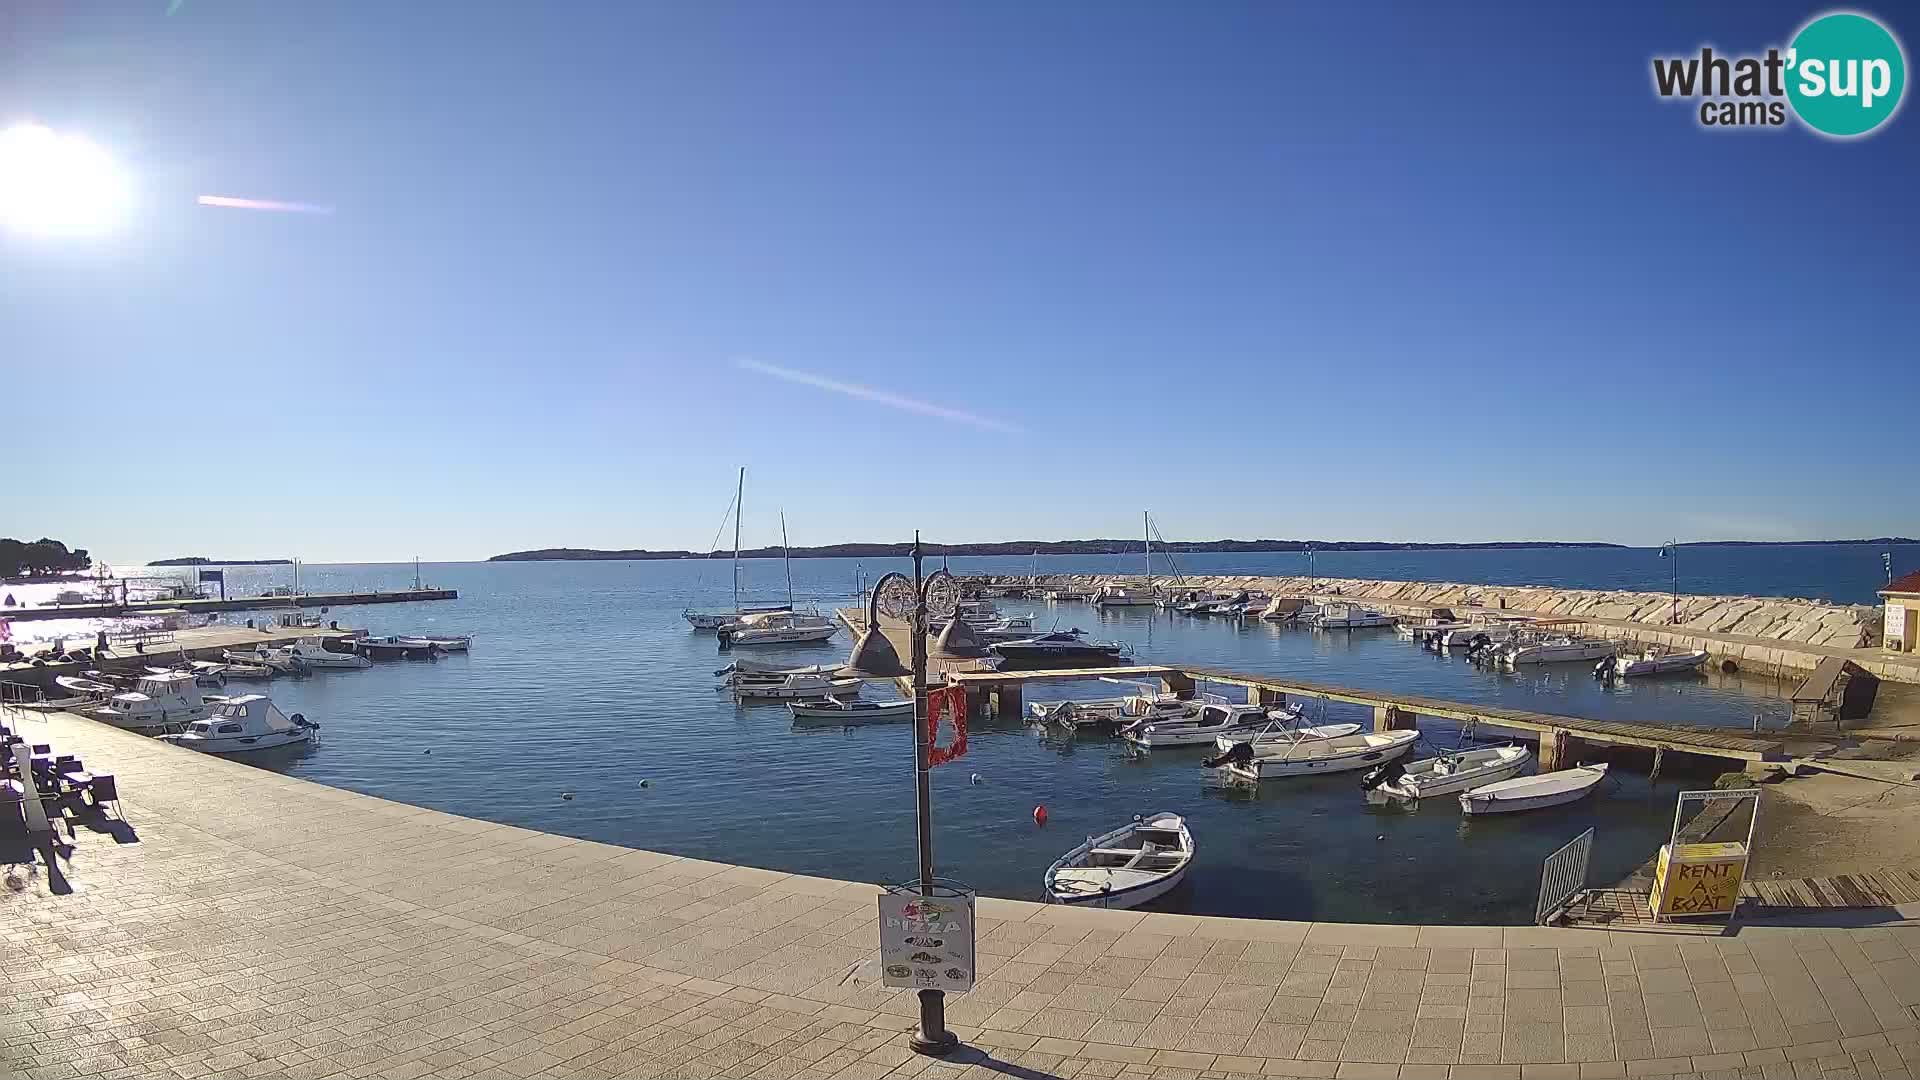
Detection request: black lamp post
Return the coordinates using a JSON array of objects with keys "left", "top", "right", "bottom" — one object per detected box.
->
[
  {"left": 838, "top": 534, "right": 965, "bottom": 1056},
  {"left": 1662, "top": 540, "right": 1680, "bottom": 624}
]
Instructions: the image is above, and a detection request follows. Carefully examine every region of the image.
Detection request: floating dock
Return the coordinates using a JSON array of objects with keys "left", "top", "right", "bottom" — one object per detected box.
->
[{"left": 0, "top": 587, "right": 457, "bottom": 622}]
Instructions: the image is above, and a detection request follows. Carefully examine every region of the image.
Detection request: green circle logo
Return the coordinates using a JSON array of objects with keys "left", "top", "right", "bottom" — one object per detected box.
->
[{"left": 1787, "top": 12, "right": 1907, "bottom": 137}]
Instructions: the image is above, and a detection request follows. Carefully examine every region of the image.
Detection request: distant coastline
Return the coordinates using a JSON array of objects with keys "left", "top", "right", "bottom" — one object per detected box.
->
[
  {"left": 490, "top": 537, "right": 1918, "bottom": 563},
  {"left": 147, "top": 557, "right": 296, "bottom": 566},
  {"left": 490, "top": 539, "right": 1628, "bottom": 562}
]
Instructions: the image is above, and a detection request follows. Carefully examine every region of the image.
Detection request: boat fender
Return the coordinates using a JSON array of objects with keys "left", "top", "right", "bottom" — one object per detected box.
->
[
  {"left": 1033, "top": 805, "right": 1047, "bottom": 826},
  {"left": 639, "top": 779, "right": 649, "bottom": 788},
  {"left": 560, "top": 792, "right": 575, "bottom": 800},
  {"left": 969, "top": 773, "right": 982, "bottom": 785}
]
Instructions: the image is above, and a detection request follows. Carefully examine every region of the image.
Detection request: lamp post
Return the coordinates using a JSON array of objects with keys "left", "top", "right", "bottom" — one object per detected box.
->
[
  {"left": 1662, "top": 540, "right": 1680, "bottom": 624},
  {"left": 838, "top": 533, "right": 963, "bottom": 1056}
]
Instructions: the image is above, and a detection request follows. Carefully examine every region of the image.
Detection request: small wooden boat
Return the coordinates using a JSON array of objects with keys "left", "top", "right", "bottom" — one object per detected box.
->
[
  {"left": 1220, "top": 729, "right": 1419, "bottom": 780},
  {"left": 730, "top": 672, "right": 864, "bottom": 699},
  {"left": 1459, "top": 762, "right": 1609, "bottom": 815},
  {"left": 226, "top": 648, "right": 308, "bottom": 674},
  {"left": 788, "top": 696, "right": 914, "bottom": 724},
  {"left": 423, "top": 634, "right": 471, "bottom": 652},
  {"left": 718, "top": 659, "right": 840, "bottom": 677},
  {"left": 721, "top": 610, "right": 838, "bottom": 645},
  {"left": 218, "top": 661, "right": 277, "bottom": 679},
  {"left": 1499, "top": 636, "right": 1617, "bottom": 665},
  {"left": 54, "top": 675, "right": 118, "bottom": 697},
  {"left": 1044, "top": 812, "right": 1193, "bottom": 909},
  {"left": 1362, "top": 745, "right": 1532, "bottom": 806},
  {"left": 1312, "top": 603, "right": 1394, "bottom": 629}
]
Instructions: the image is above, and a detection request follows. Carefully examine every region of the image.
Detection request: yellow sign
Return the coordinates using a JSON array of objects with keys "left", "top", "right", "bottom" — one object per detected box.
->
[{"left": 1651, "top": 842, "right": 1747, "bottom": 917}]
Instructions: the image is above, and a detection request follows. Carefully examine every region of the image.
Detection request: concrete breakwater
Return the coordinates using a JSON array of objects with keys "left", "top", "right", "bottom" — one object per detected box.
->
[
  {"left": 976, "top": 573, "right": 1920, "bottom": 684},
  {"left": 988, "top": 573, "right": 1880, "bottom": 648}
]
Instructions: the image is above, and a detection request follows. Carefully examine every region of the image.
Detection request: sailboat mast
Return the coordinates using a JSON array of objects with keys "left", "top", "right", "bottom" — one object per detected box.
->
[
  {"left": 732, "top": 467, "right": 744, "bottom": 615},
  {"left": 781, "top": 511, "right": 794, "bottom": 609},
  {"left": 1144, "top": 510, "right": 1152, "bottom": 588}
]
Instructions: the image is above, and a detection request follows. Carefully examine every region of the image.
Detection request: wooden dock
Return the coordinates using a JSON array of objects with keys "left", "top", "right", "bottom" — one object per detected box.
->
[
  {"left": 835, "top": 608, "right": 1784, "bottom": 767},
  {"left": 1740, "top": 868, "right": 1920, "bottom": 912},
  {"left": 0, "top": 588, "right": 457, "bottom": 623},
  {"left": 1, "top": 623, "right": 362, "bottom": 696}
]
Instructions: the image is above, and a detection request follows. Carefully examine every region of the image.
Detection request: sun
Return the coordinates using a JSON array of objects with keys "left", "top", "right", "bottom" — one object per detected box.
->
[{"left": 0, "top": 124, "right": 130, "bottom": 237}]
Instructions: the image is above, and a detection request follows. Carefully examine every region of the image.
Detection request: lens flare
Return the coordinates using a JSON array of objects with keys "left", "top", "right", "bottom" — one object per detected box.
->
[
  {"left": 197, "top": 194, "right": 334, "bottom": 214},
  {"left": 0, "top": 124, "right": 131, "bottom": 237}
]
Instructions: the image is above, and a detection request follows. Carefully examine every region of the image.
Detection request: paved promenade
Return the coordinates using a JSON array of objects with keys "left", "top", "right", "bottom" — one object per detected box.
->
[{"left": 5, "top": 713, "right": 1920, "bottom": 1080}]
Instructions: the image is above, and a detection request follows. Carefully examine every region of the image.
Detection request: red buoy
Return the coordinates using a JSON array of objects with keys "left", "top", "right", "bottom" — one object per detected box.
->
[{"left": 1033, "top": 805, "right": 1048, "bottom": 826}]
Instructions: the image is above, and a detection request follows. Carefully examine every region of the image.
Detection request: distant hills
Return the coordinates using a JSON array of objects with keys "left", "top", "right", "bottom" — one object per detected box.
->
[
  {"left": 490, "top": 539, "right": 1630, "bottom": 562},
  {"left": 148, "top": 557, "right": 295, "bottom": 566},
  {"left": 1675, "top": 538, "right": 1915, "bottom": 547}
]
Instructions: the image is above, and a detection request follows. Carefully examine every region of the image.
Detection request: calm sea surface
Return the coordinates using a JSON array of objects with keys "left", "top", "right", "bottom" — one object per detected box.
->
[{"left": 8, "top": 544, "right": 1915, "bottom": 923}]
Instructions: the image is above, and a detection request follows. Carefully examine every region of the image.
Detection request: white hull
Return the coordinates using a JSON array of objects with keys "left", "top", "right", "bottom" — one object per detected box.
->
[
  {"left": 167, "top": 728, "right": 313, "bottom": 753},
  {"left": 1614, "top": 650, "right": 1709, "bottom": 676},
  {"left": 733, "top": 677, "right": 863, "bottom": 699},
  {"left": 788, "top": 699, "right": 913, "bottom": 722},
  {"left": 725, "top": 625, "right": 837, "bottom": 645},
  {"left": 1227, "top": 730, "right": 1418, "bottom": 779},
  {"left": 1366, "top": 746, "right": 1533, "bottom": 804},
  {"left": 426, "top": 636, "right": 471, "bottom": 652},
  {"left": 94, "top": 704, "right": 209, "bottom": 731},
  {"left": 1505, "top": 641, "right": 1616, "bottom": 665},
  {"left": 1460, "top": 763, "right": 1609, "bottom": 814},
  {"left": 1124, "top": 704, "right": 1274, "bottom": 748},
  {"left": 1439, "top": 627, "right": 1516, "bottom": 650},
  {"left": 1045, "top": 812, "right": 1193, "bottom": 909},
  {"left": 1214, "top": 722, "right": 1362, "bottom": 752}
]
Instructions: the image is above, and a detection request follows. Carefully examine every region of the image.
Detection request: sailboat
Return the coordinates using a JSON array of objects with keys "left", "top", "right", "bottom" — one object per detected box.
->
[
  {"left": 1092, "top": 511, "right": 1158, "bottom": 607},
  {"left": 721, "top": 512, "right": 836, "bottom": 645},
  {"left": 684, "top": 468, "right": 793, "bottom": 630}
]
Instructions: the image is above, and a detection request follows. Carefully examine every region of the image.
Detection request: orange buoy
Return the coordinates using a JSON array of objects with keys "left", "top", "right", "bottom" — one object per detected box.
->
[{"left": 1033, "top": 805, "right": 1048, "bottom": 826}]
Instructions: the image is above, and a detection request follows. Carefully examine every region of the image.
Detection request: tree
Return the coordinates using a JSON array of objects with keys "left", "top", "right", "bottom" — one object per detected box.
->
[{"left": 0, "top": 538, "right": 93, "bottom": 577}]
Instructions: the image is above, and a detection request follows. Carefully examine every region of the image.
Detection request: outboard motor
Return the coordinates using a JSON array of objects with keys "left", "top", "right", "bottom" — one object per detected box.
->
[
  {"left": 716, "top": 627, "right": 733, "bottom": 652},
  {"left": 1592, "top": 658, "right": 1615, "bottom": 684},
  {"left": 1360, "top": 758, "right": 1407, "bottom": 792},
  {"left": 1201, "top": 740, "right": 1256, "bottom": 770}
]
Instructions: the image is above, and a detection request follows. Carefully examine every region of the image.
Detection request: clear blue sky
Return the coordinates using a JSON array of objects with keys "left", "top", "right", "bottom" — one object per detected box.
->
[{"left": 4, "top": 1, "right": 1915, "bottom": 564}]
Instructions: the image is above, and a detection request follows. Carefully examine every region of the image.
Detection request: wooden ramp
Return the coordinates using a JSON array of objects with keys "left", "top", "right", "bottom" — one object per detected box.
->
[{"left": 1740, "top": 868, "right": 1920, "bottom": 912}]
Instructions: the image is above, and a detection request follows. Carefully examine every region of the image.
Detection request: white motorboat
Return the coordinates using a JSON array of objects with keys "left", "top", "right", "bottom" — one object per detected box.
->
[
  {"left": 159, "top": 695, "right": 318, "bottom": 754},
  {"left": 1123, "top": 703, "right": 1272, "bottom": 748},
  {"left": 1091, "top": 585, "right": 1157, "bottom": 608},
  {"left": 90, "top": 671, "right": 211, "bottom": 731},
  {"left": 730, "top": 672, "right": 864, "bottom": 699},
  {"left": 1221, "top": 729, "right": 1419, "bottom": 780},
  {"left": 1460, "top": 762, "right": 1609, "bottom": 814},
  {"left": 277, "top": 641, "right": 373, "bottom": 670},
  {"left": 721, "top": 610, "right": 838, "bottom": 645},
  {"left": 989, "top": 631, "right": 1130, "bottom": 663},
  {"left": 1500, "top": 636, "right": 1617, "bottom": 666},
  {"left": 1362, "top": 745, "right": 1533, "bottom": 806},
  {"left": 146, "top": 664, "right": 226, "bottom": 689},
  {"left": 1612, "top": 646, "right": 1710, "bottom": 677},
  {"left": 720, "top": 659, "right": 840, "bottom": 677},
  {"left": 1030, "top": 693, "right": 1193, "bottom": 729},
  {"left": 1044, "top": 812, "right": 1193, "bottom": 909},
  {"left": 788, "top": 697, "right": 914, "bottom": 724},
  {"left": 227, "top": 648, "right": 307, "bottom": 674},
  {"left": 218, "top": 661, "right": 277, "bottom": 679},
  {"left": 1312, "top": 603, "right": 1394, "bottom": 629},
  {"left": 422, "top": 634, "right": 472, "bottom": 652},
  {"left": 1260, "top": 596, "right": 1309, "bottom": 621},
  {"left": 685, "top": 603, "right": 791, "bottom": 630},
  {"left": 1212, "top": 718, "right": 1364, "bottom": 752},
  {"left": 53, "top": 675, "right": 118, "bottom": 699}
]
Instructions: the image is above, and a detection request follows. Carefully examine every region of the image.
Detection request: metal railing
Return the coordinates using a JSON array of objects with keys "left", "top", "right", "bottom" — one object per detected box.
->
[{"left": 1536, "top": 827, "right": 1595, "bottom": 925}]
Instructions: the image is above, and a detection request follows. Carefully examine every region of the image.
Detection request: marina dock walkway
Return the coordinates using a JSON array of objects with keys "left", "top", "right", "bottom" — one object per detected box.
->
[
  {"left": 0, "top": 587, "right": 458, "bottom": 623},
  {"left": 6, "top": 713, "right": 1920, "bottom": 1080}
]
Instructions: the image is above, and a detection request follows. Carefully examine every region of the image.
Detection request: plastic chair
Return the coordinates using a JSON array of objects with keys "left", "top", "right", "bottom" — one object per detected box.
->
[{"left": 89, "top": 774, "right": 121, "bottom": 819}]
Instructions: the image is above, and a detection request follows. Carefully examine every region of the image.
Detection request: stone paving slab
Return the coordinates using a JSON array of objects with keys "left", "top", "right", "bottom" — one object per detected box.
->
[{"left": 5, "top": 712, "right": 1920, "bottom": 1080}]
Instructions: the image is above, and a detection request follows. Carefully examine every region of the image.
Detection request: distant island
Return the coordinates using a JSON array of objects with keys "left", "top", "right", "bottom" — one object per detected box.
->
[
  {"left": 491, "top": 539, "right": 1630, "bottom": 562},
  {"left": 1676, "top": 538, "right": 1916, "bottom": 547},
  {"left": 148, "top": 557, "right": 296, "bottom": 566}
]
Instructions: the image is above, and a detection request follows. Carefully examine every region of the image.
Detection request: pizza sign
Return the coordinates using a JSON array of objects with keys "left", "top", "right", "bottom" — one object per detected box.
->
[{"left": 878, "top": 890, "right": 975, "bottom": 992}]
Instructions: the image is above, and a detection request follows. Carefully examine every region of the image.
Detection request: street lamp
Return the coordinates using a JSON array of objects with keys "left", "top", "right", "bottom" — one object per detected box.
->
[
  {"left": 838, "top": 533, "right": 965, "bottom": 1056},
  {"left": 1661, "top": 540, "right": 1680, "bottom": 624}
]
